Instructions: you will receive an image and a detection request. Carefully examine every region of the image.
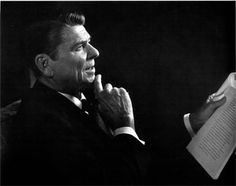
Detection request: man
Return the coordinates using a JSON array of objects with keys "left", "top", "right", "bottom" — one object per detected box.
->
[
  {"left": 2, "top": 12, "right": 226, "bottom": 185},
  {"left": 2, "top": 12, "right": 147, "bottom": 185}
]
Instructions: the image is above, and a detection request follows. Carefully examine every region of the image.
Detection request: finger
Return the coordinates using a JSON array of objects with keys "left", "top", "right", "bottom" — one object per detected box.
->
[
  {"left": 206, "top": 93, "right": 216, "bottom": 103},
  {"left": 119, "top": 88, "right": 133, "bottom": 112},
  {"left": 120, "top": 88, "right": 132, "bottom": 103},
  {"left": 104, "top": 83, "right": 113, "bottom": 93},
  {"left": 111, "top": 87, "right": 120, "bottom": 95},
  {"left": 119, "top": 87, "right": 127, "bottom": 93},
  {"left": 119, "top": 88, "right": 128, "bottom": 97},
  {"left": 213, "top": 93, "right": 225, "bottom": 101},
  {"left": 211, "top": 96, "right": 226, "bottom": 110},
  {"left": 94, "top": 74, "right": 103, "bottom": 95}
]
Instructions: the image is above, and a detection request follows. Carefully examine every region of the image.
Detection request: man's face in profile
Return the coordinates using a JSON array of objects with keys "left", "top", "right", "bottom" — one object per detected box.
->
[{"left": 50, "top": 25, "right": 99, "bottom": 93}]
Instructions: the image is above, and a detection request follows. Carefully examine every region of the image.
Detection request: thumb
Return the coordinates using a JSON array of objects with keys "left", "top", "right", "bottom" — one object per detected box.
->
[{"left": 94, "top": 74, "right": 103, "bottom": 97}]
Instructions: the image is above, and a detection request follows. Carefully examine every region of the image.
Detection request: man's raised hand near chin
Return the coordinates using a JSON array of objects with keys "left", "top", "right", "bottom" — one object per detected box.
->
[
  {"left": 93, "top": 74, "right": 135, "bottom": 131},
  {"left": 92, "top": 73, "right": 227, "bottom": 140}
]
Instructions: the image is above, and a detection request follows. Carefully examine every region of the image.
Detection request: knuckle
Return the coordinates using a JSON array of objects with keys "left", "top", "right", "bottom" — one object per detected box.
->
[
  {"left": 104, "top": 89, "right": 110, "bottom": 94},
  {"left": 105, "top": 83, "right": 112, "bottom": 88},
  {"left": 99, "top": 91, "right": 107, "bottom": 98},
  {"left": 112, "top": 87, "right": 119, "bottom": 94},
  {"left": 119, "top": 87, "right": 126, "bottom": 93}
]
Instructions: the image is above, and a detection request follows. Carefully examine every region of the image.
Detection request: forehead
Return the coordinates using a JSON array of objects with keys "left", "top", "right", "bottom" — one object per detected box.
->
[{"left": 61, "top": 25, "right": 90, "bottom": 44}]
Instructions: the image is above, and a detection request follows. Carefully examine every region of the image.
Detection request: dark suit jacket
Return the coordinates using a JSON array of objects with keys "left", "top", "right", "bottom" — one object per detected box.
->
[{"left": 2, "top": 81, "right": 149, "bottom": 185}]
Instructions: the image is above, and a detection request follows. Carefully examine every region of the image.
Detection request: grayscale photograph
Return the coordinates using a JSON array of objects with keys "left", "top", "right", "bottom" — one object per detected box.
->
[{"left": 1, "top": 1, "right": 235, "bottom": 185}]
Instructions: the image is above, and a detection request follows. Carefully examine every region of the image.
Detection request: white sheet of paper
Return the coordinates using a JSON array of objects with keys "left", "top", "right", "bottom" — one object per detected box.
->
[{"left": 187, "top": 73, "right": 236, "bottom": 180}]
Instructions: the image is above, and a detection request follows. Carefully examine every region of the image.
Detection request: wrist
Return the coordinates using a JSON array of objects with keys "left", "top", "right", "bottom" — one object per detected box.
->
[
  {"left": 189, "top": 113, "right": 203, "bottom": 134},
  {"left": 112, "top": 115, "right": 135, "bottom": 131},
  {"left": 114, "top": 127, "right": 145, "bottom": 145}
]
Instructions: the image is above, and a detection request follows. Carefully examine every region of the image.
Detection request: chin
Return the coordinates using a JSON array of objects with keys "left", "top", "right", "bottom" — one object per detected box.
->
[
  {"left": 85, "top": 75, "right": 95, "bottom": 83},
  {"left": 80, "top": 76, "right": 94, "bottom": 89},
  {"left": 79, "top": 73, "right": 95, "bottom": 90}
]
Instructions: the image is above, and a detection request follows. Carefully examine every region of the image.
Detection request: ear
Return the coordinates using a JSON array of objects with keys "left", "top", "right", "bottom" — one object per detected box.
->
[{"left": 35, "top": 54, "right": 54, "bottom": 77}]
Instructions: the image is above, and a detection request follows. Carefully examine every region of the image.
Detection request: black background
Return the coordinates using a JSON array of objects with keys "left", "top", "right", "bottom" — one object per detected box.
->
[{"left": 1, "top": 1, "right": 235, "bottom": 185}]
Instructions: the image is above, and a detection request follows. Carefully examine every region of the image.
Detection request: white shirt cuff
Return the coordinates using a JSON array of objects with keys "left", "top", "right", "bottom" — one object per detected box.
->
[
  {"left": 114, "top": 127, "right": 145, "bottom": 145},
  {"left": 184, "top": 113, "right": 195, "bottom": 138}
]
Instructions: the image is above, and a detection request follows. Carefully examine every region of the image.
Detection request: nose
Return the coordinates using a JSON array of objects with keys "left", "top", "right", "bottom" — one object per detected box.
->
[{"left": 86, "top": 43, "right": 99, "bottom": 60}]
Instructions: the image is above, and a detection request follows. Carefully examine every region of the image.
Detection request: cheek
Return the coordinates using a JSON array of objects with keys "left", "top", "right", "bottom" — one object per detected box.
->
[
  {"left": 57, "top": 57, "right": 85, "bottom": 79},
  {"left": 54, "top": 51, "right": 88, "bottom": 85},
  {"left": 70, "top": 56, "right": 86, "bottom": 81},
  {"left": 71, "top": 53, "right": 86, "bottom": 70}
]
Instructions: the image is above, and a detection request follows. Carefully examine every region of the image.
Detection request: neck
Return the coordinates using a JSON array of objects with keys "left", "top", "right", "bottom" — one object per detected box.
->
[{"left": 38, "top": 77, "right": 82, "bottom": 98}]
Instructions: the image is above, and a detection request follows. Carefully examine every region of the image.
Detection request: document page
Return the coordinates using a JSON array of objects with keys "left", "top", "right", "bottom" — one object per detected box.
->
[{"left": 187, "top": 73, "right": 236, "bottom": 180}]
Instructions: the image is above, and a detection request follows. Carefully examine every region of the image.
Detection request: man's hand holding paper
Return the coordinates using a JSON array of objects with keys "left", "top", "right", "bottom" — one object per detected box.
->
[
  {"left": 186, "top": 72, "right": 236, "bottom": 180},
  {"left": 189, "top": 93, "right": 226, "bottom": 134}
]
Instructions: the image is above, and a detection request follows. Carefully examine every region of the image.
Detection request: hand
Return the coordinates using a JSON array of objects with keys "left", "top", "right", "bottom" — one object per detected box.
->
[
  {"left": 94, "top": 74, "right": 135, "bottom": 131},
  {"left": 189, "top": 93, "right": 226, "bottom": 133}
]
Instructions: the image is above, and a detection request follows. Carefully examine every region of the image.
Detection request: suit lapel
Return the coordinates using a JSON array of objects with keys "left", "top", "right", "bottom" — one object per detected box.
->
[{"left": 33, "top": 81, "right": 112, "bottom": 147}]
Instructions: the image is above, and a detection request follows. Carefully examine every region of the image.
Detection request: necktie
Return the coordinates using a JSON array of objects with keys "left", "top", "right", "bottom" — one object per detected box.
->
[{"left": 82, "top": 99, "right": 97, "bottom": 115}]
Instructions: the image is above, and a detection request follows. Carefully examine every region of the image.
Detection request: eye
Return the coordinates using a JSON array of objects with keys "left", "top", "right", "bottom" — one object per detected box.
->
[
  {"left": 74, "top": 45, "right": 83, "bottom": 51},
  {"left": 74, "top": 42, "right": 88, "bottom": 52}
]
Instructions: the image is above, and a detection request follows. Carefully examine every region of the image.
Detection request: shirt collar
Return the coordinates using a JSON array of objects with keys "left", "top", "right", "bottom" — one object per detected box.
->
[{"left": 58, "top": 92, "right": 86, "bottom": 109}]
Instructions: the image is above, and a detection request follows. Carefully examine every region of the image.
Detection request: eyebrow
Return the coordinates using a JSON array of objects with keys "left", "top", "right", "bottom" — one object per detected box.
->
[{"left": 71, "top": 37, "right": 91, "bottom": 50}]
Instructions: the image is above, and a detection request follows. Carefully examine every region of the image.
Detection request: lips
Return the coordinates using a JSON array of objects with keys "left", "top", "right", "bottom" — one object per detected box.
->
[
  {"left": 84, "top": 65, "right": 95, "bottom": 75},
  {"left": 84, "top": 61, "right": 95, "bottom": 74}
]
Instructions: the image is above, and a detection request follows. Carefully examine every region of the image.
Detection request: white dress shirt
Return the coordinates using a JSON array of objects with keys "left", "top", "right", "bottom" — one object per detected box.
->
[{"left": 183, "top": 113, "right": 195, "bottom": 137}]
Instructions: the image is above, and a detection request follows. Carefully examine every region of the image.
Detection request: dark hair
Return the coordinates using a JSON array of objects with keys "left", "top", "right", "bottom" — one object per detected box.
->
[{"left": 25, "top": 12, "right": 85, "bottom": 77}]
